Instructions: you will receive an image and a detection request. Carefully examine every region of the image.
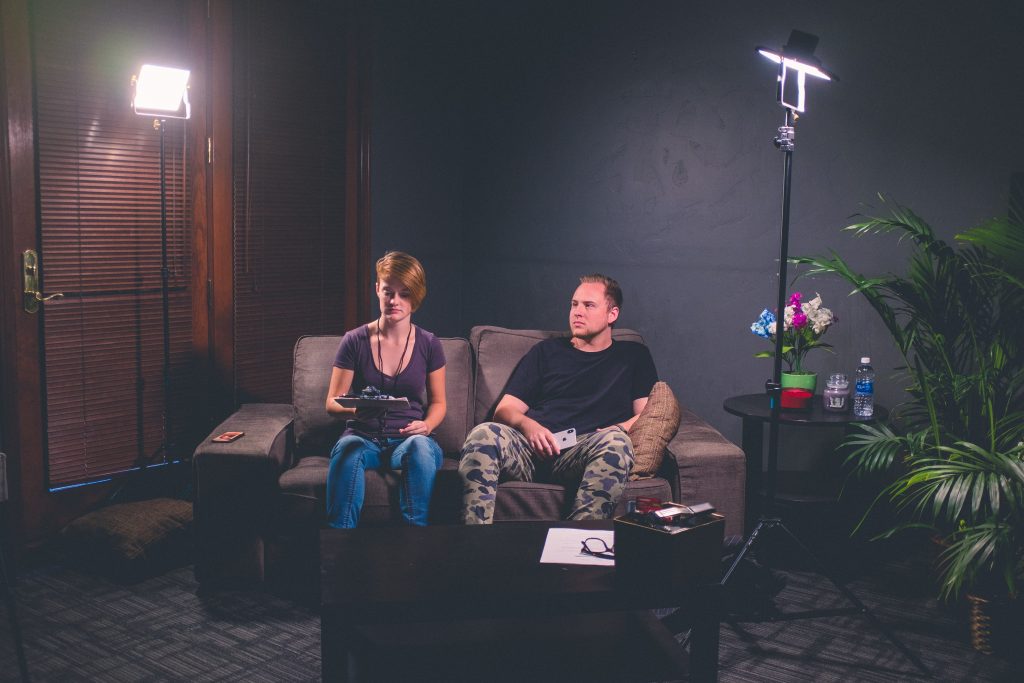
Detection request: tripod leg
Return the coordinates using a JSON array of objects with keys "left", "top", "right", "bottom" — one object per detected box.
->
[
  {"left": 663, "top": 517, "right": 776, "bottom": 637},
  {"left": 774, "top": 522, "right": 931, "bottom": 677},
  {"left": 721, "top": 517, "right": 777, "bottom": 586},
  {"left": 0, "top": 541, "right": 30, "bottom": 682}
]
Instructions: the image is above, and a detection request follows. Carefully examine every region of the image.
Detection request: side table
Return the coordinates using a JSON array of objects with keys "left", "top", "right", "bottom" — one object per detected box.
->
[{"left": 723, "top": 394, "right": 887, "bottom": 531}]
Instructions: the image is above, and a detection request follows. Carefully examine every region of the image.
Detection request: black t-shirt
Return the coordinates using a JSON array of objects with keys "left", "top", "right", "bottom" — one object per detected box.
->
[{"left": 502, "top": 338, "right": 657, "bottom": 434}]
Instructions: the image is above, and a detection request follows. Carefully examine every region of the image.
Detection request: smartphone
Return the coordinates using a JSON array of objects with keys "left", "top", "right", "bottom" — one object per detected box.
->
[
  {"left": 552, "top": 427, "right": 576, "bottom": 450},
  {"left": 212, "top": 431, "right": 244, "bottom": 443}
]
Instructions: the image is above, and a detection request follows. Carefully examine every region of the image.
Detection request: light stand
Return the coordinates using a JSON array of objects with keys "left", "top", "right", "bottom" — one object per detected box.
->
[
  {"left": 157, "top": 117, "right": 172, "bottom": 464},
  {"left": 719, "top": 31, "right": 929, "bottom": 676},
  {"left": 128, "top": 65, "right": 190, "bottom": 480}
]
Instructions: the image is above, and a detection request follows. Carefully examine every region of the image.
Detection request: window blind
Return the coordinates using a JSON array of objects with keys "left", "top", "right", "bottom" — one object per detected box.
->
[{"left": 232, "top": 0, "right": 348, "bottom": 404}]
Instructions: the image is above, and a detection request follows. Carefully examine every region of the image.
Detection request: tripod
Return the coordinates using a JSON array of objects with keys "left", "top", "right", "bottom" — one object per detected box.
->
[
  {"left": 108, "top": 116, "right": 183, "bottom": 505},
  {"left": 1, "top": 453, "right": 30, "bottom": 682},
  {"left": 722, "top": 514, "right": 930, "bottom": 675},
  {"left": 720, "top": 107, "right": 930, "bottom": 678}
]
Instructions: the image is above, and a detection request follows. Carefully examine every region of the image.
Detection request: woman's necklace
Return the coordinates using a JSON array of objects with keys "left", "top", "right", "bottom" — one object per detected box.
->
[{"left": 375, "top": 318, "right": 413, "bottom": 436}]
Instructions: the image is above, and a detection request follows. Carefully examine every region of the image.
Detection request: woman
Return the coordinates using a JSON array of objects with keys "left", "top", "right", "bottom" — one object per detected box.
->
[{"left": 325, "top": 251, "right": 446, "bottom": 527}]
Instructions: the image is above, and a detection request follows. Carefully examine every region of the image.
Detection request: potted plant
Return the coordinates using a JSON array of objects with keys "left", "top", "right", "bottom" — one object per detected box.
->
[
  {"left": 749, "top": 291, "right": 837, "bottom": 392},
  {"left": 793, "top": 197, "right": 1024, "bottom": 651}
]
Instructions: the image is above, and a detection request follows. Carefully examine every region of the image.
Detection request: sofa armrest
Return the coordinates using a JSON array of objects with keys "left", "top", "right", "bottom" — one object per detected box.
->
[
  {"left": 194, "top": 403, "right": 295, "bottom": 467},
  {"left": 193, "top": 403, "right": 295, "bottom": 585},
  {"left": 661, "top": 406, "right": 746, "bottom": 538}
]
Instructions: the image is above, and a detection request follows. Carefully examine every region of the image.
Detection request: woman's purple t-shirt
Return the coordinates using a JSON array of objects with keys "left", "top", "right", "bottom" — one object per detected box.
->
[{"left": 333, "top": 325, "right": 445, "bottom": 435}]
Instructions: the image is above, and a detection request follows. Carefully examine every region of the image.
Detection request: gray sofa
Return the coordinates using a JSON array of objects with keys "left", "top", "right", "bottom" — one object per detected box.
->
[{"left": 193, "top": 326, "right": 745, "bottom": 592}]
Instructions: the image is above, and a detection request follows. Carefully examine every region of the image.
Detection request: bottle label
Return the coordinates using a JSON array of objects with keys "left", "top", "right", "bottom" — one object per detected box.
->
[{"left": 856, "top": 380, "right": 874, "bottom": 394}]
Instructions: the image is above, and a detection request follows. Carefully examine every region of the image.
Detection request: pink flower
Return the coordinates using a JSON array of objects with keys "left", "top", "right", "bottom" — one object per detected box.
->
[{"left": 782, "top": 292, "right": 808, "bottom": 329}]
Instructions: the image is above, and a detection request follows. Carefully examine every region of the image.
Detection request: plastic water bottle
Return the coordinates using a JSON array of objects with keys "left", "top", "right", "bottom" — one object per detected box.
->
[{"left": 853, "top": 357, "right": 875, "bottom": 418}]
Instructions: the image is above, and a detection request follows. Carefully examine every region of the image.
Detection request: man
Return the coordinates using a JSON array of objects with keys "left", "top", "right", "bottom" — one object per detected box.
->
[{"left": 460, "top": 274, "right": 657, "bottom": 524}]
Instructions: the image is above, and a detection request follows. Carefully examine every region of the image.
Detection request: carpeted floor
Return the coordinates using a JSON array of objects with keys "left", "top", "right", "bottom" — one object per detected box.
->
[
  {"left": 0, "top": 557, "right": 320, "bottom": 682},
  {"left": 0, "top": 535, "right": 1018, "bottom": 682},
  {"left": 712, "top": 544, "right": 1018, "bottom": 682}
]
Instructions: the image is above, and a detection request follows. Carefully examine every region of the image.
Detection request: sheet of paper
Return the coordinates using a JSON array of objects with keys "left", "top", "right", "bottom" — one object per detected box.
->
[{"left": 538, "top": 527, "right": 615, "bottom": 566}]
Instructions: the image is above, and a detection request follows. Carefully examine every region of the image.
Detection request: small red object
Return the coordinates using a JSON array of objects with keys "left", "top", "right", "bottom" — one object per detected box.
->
[
  {"left": 635, "top": 496, "right": 662, "bottom": 513},
  {"left": 212, "top": 431, "right": 244, "bottom": 442},
  {"left": 780, "top": 388, "right": 813, "bottom": 409}
]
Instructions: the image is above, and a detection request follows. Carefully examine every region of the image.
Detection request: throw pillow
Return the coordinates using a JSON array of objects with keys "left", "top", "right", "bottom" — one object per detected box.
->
[
  {"left": 59, "top": 497, "right": 193, "bottom": 582},
  {"left": 628, "top": 381, "right": 681, "bottom": 479}
]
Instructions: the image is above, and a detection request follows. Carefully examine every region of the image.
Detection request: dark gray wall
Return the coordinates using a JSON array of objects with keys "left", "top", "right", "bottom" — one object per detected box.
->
[
  {"left": 372, "top": 0, "right": 1023, "bottom": 450},
  {"left": 370, "top": 0, "right": 470, "bottom": 335}
]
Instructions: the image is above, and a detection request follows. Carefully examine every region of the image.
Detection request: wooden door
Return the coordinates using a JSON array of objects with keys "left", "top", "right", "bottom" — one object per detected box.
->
[
  {"left": 0, "top": 0, "right": 212, "bottom": 542},
  {"left": 0, "top": 0, "right": 369, "bottom": 545}
]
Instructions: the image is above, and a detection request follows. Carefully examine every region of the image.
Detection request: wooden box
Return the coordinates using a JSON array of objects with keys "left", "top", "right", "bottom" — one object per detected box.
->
[{"left": 613, "top": 512, "right": 725, "bottom": 586}]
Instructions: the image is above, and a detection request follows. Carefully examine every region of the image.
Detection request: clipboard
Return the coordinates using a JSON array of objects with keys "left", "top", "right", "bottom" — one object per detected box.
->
[{"left": 334, "top": 396, "right": 410, "bottom": 409}]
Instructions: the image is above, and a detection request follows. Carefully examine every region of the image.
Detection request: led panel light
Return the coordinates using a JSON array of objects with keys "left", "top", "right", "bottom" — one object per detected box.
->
[
  {"left": 756, "top": 30, "right": 837, "bottom": 112},
  {"left": 132, "top": 64, "right": 191, "bottom": 119},
  {"left": 756, "top": 50, "right": 834, "bottom": 81}
]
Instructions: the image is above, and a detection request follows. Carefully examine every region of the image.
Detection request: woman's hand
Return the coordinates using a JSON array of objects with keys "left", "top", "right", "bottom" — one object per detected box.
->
[
  {"left": 326, "top": 367, "right": 355, "bottom": 416},
  {"left": 399, "top": 420, "right": 431, "bottom": 436}
]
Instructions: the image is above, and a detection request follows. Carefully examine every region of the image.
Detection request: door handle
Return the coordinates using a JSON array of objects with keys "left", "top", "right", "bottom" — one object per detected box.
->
[{"left": 23, "top": 249, "right": 64, "bottom": 314}]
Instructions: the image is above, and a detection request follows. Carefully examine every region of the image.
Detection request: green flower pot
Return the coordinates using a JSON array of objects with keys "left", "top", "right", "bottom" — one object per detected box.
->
[{"left": 781, "top": 371, "right": 818, "bottom": 394}]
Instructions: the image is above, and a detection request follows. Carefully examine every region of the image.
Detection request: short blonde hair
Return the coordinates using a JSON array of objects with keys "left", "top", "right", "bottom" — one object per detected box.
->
[{"left": 376, "top": 251, "right": 427, "bottom": 310}]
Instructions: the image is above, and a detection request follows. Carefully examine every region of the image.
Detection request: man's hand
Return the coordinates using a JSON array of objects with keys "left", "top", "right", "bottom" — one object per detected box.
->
[
  {"left": 494, "top": 393, "right": 559, "bottom": 458},
  {"left": 521, "top": 420, "right": 560, "bottom": 459}
]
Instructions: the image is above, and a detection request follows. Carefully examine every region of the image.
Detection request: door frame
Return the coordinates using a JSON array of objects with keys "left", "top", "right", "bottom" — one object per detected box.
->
[{"left": 0, "top": 0, "right": 69, "bottom": 545}]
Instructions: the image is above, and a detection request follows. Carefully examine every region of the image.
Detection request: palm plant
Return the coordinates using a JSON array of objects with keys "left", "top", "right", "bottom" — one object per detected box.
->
[{"left": 793, "top": 196, "right": 1024, "bottom": 600}]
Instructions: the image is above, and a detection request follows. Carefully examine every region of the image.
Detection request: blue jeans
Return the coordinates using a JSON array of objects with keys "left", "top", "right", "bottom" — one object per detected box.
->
[{"left": 326, "top": 434, "right": 443, "bottom": 528}]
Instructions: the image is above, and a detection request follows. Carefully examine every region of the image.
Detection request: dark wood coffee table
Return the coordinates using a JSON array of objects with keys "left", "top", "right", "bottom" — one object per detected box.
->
[{"left": 321, "top": 521, "right": 721, "bottom": 682}]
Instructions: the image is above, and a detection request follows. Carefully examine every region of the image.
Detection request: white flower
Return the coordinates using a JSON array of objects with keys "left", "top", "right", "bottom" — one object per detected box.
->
[
  {"left": 801, "top": 294, "right": 834, "bottom": 334},
  {"left": 809, "top": 307, "right": 833, "bottom": 334},
  {"left": 803, "top": 294, "right": 823, "bottom": 312},
  {"left": 782, "top": 305, "right": 795, "bottom": 330}
]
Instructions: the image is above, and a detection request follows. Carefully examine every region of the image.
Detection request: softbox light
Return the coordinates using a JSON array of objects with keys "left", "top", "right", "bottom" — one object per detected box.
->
[{"left": 132, "top": 64, "right": 191, "bottom": 120}]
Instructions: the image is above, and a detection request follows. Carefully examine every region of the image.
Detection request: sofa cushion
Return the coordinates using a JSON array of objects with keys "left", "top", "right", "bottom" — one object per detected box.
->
[
  {"left": 622, "top": 477, "right": 673, "bottom": 512},
  {"left": 431, "top": 338, "right": 473, "bottom": 454},
  {"left": 292, "top": 336, "right": 345, "bottom": 457},
  {"left": 492, "top": 478, "right": 672, "bottom": 521},
  {"left": 494, "top": 481, "right": 568, "bottom": 520},
  {"left": 628, "top": 381, "right": 681, "bottom": 479},
  {"left": 469, "top": 326, "right": 645, "bottom": 425},
  {"left": 278, "top": 455, "right": 329, "bottom": 502},
  {"left": 278, "top": 455, "right": 464, "bottom": 526}
]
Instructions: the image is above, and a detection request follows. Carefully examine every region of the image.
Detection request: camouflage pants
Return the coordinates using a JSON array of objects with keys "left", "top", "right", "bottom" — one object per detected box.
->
[{"left": 459, "top": 421, "right": 634, "bottom": 524}]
